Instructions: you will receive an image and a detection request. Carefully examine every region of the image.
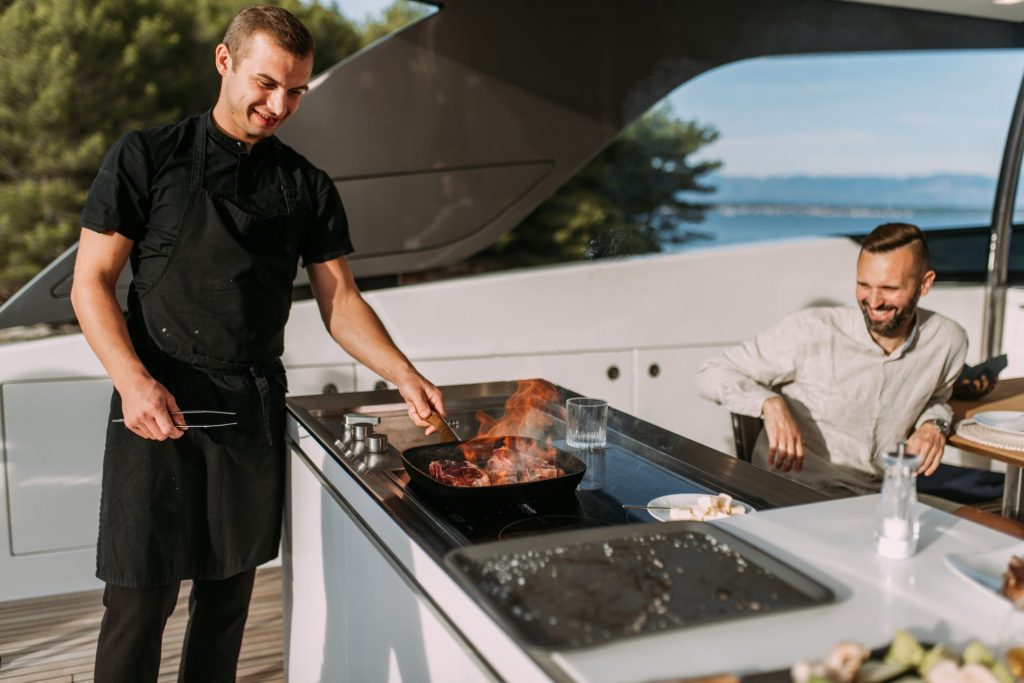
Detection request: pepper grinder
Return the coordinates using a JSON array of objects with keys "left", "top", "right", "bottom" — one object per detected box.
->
[{"left": 875, "top": 442, "right": 921, "bottom": 560}]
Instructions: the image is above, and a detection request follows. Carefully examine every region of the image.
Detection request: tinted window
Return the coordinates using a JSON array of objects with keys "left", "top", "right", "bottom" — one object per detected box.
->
[{"left": 671, "top": 51, "right": 1024, "bottom": 257}]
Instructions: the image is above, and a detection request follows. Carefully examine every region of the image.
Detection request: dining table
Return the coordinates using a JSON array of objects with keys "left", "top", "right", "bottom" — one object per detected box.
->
[{"left": 949, "top": 376, "right": 1024, "bottom": 519}]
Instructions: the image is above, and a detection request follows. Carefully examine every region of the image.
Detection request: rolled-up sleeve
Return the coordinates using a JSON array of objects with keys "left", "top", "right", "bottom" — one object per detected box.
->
[{"left": 696, "top": 312, "right": 805, "bottom": 417}]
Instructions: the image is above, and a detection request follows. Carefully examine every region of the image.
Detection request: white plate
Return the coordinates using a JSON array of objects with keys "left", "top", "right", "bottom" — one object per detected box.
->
[
  {"left": 646, "top": 493, "right": 755, "bottom": 522},
  {"left": 944, "top": 543, "right": 1024, "bottom": 601},
  {"left": 973, "top": 411, "right": 1024, "bottom": 435}
]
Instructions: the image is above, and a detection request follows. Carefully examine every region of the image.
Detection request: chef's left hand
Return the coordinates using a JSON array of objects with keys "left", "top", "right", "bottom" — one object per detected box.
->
[
  {"left": 394, "top": 368, "right": 446, "bottom": 435},
  {"left": 906, "top": 423, "right": 946, "bottom": 476}
]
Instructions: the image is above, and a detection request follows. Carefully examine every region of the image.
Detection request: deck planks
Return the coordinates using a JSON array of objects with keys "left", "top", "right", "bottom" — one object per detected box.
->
[{"left": 0, "top": 567, "right": 283, "bottom": 682}]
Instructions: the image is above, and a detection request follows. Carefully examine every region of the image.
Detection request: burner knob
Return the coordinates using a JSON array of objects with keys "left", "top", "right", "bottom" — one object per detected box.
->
[
  {"left": 367, "top": 434, "right": 388, "bottom": 454},
  {"left": 352, "top": 423, "right": 373, "bottom": 440},
  {"left": 338, "top": 414, "right": 380, "bottom": 447}
]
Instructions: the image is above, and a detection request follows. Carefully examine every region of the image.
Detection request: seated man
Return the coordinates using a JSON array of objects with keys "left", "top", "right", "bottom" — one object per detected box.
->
[{"left": 696, "top": 223, "right": 968, "bottom": 496}]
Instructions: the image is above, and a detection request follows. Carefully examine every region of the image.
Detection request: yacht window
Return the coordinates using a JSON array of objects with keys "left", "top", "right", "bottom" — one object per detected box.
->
[
  {"left": 676, "top": 51, "right": 1023, "bottom": 246},
  {"left": 454, "top": 50, "right": 1024, "bottom": 284}
]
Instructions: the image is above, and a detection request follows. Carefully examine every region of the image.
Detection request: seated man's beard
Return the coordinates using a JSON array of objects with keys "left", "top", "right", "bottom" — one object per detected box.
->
[{"left": 860, "top": 292, "right": 920, "bottom": 337}]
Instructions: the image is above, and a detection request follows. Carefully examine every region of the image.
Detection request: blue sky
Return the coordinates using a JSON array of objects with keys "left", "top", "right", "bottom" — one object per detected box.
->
[
  {"left": 332, "top": 0, "right": 400, "bottom": 22},
  {"left": 672, "top": 50, "right": 1024, "bottom": 177},
  {"left": 334, "top": 2, "right": 1024, "bottom": 179}
]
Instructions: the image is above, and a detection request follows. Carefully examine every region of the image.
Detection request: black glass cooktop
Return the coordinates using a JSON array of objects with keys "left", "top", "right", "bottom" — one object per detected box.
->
[{"left": 385, "top": 444, "right": 716, "bottom": 545}]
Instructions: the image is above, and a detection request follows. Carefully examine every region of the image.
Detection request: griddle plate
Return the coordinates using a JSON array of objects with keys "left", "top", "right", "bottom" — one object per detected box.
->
[{"left": 445, "top": 521, "right": 833, "bottom": 650}]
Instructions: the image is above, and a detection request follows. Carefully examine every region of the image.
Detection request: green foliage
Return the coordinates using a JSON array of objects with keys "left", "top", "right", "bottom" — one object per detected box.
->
[
  {"left": 0, "top": 178, "right": 82, "bottom": 295},
  {"left": 0, "top": 0, "right": 359, "bottom": 301},
  {"left": 0, "top": 0, "right": 719, "bottom": 301},
  {"left": 356, "top": 0, "right": 430, "bottom": 47},
  {"left": 471, "top": 104, "right": 721, "bottom": 271}
]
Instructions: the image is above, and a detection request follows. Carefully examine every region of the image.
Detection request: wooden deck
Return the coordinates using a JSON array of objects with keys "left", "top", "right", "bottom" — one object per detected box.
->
[{"left": 0, "top": 567, "right": 283, "bottom": 682}]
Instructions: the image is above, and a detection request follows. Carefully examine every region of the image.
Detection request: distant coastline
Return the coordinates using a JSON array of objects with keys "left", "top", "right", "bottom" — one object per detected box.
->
[
  {"left": 695, "top": 172, "right": 1006, "bottom": 210},
  {"left": 665, "top": 173, "right": 1002, "bottom": 251}
]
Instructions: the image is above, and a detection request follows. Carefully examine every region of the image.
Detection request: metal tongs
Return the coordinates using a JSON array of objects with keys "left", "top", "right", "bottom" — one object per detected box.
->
[{"left": 113, "top": 409, "right": 238, "bottom": 429}]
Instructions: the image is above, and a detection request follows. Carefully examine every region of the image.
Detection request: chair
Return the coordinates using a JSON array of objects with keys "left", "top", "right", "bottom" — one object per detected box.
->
[{"left": 730, "top": 412, "right": 763, "bottom": 462}]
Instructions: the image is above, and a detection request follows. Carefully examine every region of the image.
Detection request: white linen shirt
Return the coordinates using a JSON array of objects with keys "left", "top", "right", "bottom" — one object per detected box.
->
[{"left": 696, "top": 306, "right": 967, "bottom": 494}]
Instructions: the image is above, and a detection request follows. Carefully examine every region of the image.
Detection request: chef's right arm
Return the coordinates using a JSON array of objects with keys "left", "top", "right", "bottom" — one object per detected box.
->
[
  {"left": 71, "top": 228, "right": 184, "bottom": 440},
  {"left": 695, "top": 313, "right": 804, "bottom": 471}
]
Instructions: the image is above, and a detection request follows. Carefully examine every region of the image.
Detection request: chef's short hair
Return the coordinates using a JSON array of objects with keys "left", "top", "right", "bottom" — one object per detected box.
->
[
  {"left": 861, "top": 222, "right": 930, "bottom": 271},
  {"left": 223, "top": 5, "right": 314, "bottom": 62}
]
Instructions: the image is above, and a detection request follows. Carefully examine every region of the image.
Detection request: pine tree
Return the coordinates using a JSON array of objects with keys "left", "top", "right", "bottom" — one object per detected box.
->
[{"left": 0, "top": 0, "right": 359, "bottom": 300}]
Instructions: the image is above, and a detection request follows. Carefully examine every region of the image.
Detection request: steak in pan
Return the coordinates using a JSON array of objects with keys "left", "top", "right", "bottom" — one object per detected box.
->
[{"left": 402, "top": 436, "right": 586, "bottom": 505}]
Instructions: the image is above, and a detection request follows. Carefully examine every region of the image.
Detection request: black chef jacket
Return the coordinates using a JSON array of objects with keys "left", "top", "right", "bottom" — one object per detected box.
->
[{"left": 81, "top": 109, "right": 353, "bottom": 269}]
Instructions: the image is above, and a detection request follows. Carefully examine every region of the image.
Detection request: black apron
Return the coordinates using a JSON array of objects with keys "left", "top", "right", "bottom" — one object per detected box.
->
[{"left": 98, "top": 115, "right": 304, "bottom": 587}]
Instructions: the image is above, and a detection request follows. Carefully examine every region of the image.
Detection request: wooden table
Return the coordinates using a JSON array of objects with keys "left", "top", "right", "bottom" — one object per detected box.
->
[{"left": 949, "top": 376, "right": 1024, "bottom": 518}]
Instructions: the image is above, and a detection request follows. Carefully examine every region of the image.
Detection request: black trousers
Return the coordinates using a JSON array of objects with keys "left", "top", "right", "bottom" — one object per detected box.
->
[{"left": 93, "top": 568, "right": 257, "bottom": 683}]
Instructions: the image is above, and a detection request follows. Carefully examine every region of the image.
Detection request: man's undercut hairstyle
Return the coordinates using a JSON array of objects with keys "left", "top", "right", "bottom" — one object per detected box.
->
[
  {"left": 223, "top": 5, "right": 314, "bottom": 64},
  {"left": 861, "top": 222, "right": 930, "bottom": 271}
]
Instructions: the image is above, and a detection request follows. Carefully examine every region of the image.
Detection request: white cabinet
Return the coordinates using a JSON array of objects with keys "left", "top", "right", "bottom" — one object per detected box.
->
[
  {"left": 2, "top": 378, "right": 109, "bottom": 554},
  {"left": 285, "top": 447, "right": 496, "bottom": 682},
  {"left": 285, "top": 363, "right": 357, "bottom": 396},
  {"left": 633, "top": 347, "right": 735, "bottom": 456}
]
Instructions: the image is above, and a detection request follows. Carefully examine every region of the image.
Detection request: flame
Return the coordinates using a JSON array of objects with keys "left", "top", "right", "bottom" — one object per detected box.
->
[{"left": 459, "top": 379, "right": 561, "bottom": 463}]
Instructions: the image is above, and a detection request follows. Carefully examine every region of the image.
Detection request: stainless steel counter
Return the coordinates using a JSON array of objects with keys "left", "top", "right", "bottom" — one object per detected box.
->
[{"left": 286, "top": 379, "right": 832, "bottom": 563}]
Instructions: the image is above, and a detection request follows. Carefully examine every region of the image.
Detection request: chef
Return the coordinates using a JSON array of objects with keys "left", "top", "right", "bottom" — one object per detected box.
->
[{"left": 70, "top": 6, "right": 444, "bottom": 681}]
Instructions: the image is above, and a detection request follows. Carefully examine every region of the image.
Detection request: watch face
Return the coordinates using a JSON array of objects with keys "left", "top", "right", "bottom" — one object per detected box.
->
[{"left": 931, "top": 419, "right": 950, "bottom": 435}]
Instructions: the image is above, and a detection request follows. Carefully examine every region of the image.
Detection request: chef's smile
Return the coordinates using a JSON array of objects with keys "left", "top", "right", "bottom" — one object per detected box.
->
[{"left": 253, "top": 109, "right": 279, "bottom": 128}]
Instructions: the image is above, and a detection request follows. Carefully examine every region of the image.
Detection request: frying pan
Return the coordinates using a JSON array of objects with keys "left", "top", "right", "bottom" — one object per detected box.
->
[{"left": 402, "top": 436, "right": 586, "bottom": 506}]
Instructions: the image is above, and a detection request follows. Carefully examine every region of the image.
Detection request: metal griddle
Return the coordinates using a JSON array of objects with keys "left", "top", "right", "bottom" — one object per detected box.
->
[{"left": 445, "top": 520, "right": 834, "bottom": 650}]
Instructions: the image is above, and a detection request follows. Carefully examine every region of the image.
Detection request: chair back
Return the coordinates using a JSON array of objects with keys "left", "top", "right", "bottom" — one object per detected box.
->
[{"left": 731, "top": 412, "right": 763, "bottom": 462}]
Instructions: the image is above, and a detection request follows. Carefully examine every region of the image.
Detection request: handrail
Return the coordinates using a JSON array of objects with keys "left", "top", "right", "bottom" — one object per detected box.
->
[{"left": 982, "top": 68, "right": 1024, "bottom": 359}]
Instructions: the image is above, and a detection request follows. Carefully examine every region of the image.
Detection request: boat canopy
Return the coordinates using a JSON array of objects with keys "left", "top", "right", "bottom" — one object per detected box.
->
[{"left": 1, "top": 0, "right": 1022, "bottom": 330}]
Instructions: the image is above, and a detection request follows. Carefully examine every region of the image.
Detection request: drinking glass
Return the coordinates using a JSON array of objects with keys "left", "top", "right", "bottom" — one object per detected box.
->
[{"left": 566, "top": 397, "right": 607, "bottom": 490}]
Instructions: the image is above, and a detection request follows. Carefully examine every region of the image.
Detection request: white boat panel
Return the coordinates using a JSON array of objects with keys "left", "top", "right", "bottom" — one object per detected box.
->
[
  {"left": 286, "top": 435, "right": 531, "bottom": 682},
  {"left": 1003, "top": 287, "right": 1024, "bottom": 378},
  {"left": 924, "top": 285, "right": 988, "bottom": 365},
  {"left": 282, "top": 303, "right": 356, "bottom": 367},
  {"left": 634, "top": 346, "right": 735, "bottom": 454},
  {"left": 839, "top": 0, "right": 1024, "bottom": 22},
  {"left": 351, "top": 238, "right": 863, "bottom": 359},
  {"left": 0, "top": 333, "right": 106, "bottom": 382},
  {"left": 356, "top": 351, "right": 635, "bottom": 414},
  {"left": 2, "top": 379, "right": 107, "bottom": 555},
  {"left": 284, "top": 364, "right": 358, "bottom": 397}
]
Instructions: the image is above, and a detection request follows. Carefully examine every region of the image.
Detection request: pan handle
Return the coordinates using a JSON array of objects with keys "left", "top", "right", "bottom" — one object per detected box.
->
[{"left": 425, "top": 414, "right": 460, "bottom": 443}]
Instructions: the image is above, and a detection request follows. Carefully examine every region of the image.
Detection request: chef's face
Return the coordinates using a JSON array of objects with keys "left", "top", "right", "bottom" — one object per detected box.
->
[
  {"left": 855, "top": 244, "right": 934, "bottom": 338},
  {"left": 213, "top": 32, "right": 313, "bottom": 145}
]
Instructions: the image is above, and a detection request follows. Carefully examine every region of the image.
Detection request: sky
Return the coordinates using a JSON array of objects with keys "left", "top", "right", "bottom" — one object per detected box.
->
[
  {"left": 671, "top": 50, "right": 1024, "bottom": 178},
  {"left": 332, "top": 0, "right": 402, "bottom": 22},
  {"left": 334, "top": 2, "right": 1024, "bottom": 179}
]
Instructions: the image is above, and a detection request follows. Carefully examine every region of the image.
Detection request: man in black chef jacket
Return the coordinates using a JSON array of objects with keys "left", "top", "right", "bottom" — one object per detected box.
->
[{"left": 71, "top": 6, "right": 445, "bottom": 681}]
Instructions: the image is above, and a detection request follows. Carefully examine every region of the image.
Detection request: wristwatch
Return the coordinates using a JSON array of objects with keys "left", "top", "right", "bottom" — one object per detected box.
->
[{"left": 925, "top": 418, "right": 951, "bottom": 436}]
